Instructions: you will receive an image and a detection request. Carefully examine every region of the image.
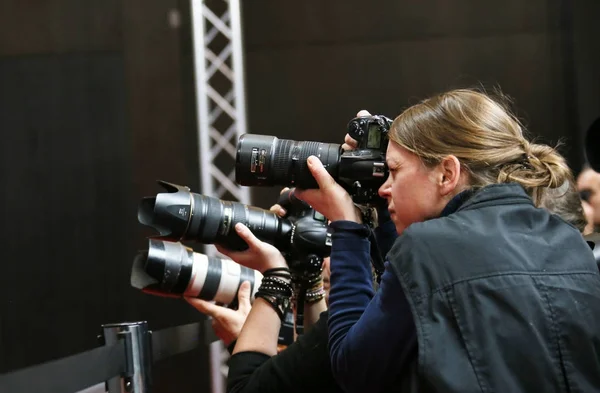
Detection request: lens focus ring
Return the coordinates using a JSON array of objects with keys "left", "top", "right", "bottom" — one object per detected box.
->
[{"left": 291, "top": 141, "right": 323, "bottom": 188}]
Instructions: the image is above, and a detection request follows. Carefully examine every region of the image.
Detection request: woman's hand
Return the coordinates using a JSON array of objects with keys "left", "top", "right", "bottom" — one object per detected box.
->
[
  {"left": 342, "top": 109, "right": 371, "bottom": 151},
  {"left": 216, "top": 223, "right": 288, "bottom": 274},
  {"left": 294, "top": 110, "right": 374, "bottom": 223},
  {"left": 185, "top": 281, "right": 252, "bottom": 346},
  {"left": 269, "top": 187, "right": 290, "bottom": 217},
  {"left": 294, "top": 156, "right": 361, "bottom": 223}
]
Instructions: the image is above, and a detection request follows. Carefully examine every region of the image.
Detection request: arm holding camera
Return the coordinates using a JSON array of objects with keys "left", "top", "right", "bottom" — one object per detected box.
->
[
  {"left": 302, "top": 284, "right": 327, "bottom": 331},
  {"left": 294, "top": 112, "right": 415, "bottom": 393},
  {"left": 269, "top": 190, "right": 328, "bottom": 331},
  {"left": 216, "top": 223, "right": 289, "bottom": 356},
  {"left": 217, "top": 224, "right": 342, "bottom": 393},
  {"left": 184, "top": 186, "right": 328, "bottom": 349},
  {"left": 295, "top": 157, "right": 415, "bottom": 393}
]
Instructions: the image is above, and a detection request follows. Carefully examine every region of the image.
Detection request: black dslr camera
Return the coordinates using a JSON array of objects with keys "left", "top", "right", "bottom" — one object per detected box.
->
[
  {"left": 235, "top": 115, "right": 393, "bottom": 204},
  {"left": 136, "top": 180, "right": 331, "bottom": 274}
]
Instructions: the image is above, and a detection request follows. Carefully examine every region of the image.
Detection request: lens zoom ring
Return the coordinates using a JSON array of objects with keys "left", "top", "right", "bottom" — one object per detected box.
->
[
  {"left": 272, "top": 139, "right": 294, "bottom": 183},
  {"left": 231, "top": 202, "right": 248, "bottom": 228}
]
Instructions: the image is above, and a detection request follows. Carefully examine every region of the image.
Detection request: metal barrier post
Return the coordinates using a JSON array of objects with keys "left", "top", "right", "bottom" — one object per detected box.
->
[{"left": 102, "top": 322, "right": 152, "bottom": 393}]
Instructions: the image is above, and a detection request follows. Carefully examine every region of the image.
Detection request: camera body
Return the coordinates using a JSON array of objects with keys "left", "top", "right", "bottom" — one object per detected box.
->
[
  {"left": 338, "top": 114, "right": 392, "bottom": 203},
  {"left": 276, "top": 189, "right": 331, "bottom": 278},
  {"left": 235, "top": 114, "right": 393, "bottom": 205}
]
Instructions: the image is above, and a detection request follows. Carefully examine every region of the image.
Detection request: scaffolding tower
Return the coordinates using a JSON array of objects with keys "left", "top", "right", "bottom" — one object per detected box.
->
[{"left": 190, "top": 0, "right": 250, "bottom": 392}]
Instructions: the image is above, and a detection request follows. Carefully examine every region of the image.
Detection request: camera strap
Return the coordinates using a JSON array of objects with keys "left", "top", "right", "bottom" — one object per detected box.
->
[
  {"left": 355, "top": 204, "right": 385, "bottom": 284},
  {"left": 367, "top": 229, "right": 385, "bottom": 284}
]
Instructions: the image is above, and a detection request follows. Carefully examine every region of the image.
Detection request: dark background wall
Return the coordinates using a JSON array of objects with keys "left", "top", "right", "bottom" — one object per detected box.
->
[
  {"left": 243, "top": 0, "right": 600, "bottom": 205},
  {"left": 0, "top": 0, "right": 208, "bottom": 392},
  {"left": 0, "top": 1, "right": 598, "bottom": 392},
  {"left": 572, "top": 0, "right": 600, "bottom": 163}
]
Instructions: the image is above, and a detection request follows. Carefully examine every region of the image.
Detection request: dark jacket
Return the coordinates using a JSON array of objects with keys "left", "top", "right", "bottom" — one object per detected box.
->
[
  {"left": 387, "top": 183, "right": 600, "bottom": 392},
  {"left": 227, "top": 310, "right": 343, "bottom": 393}
]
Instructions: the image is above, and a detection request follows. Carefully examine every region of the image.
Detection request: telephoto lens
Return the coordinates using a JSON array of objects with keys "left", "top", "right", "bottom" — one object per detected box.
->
[
  {"left": 137, "top": 180, "right": 293, "bottom": 251},
  {"left": 131, "top": 239, "right": 262, "bottom": 305},
  {"left": 235, "top": 134, "right": 341, "bottom": 189},
  {"left": 234, "top": 114, "right": 392, "bottom": 204}
]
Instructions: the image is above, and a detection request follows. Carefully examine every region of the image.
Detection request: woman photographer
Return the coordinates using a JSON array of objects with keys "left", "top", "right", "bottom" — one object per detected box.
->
[
  {"left": 292, "top": 89, "right": 600, "bottom": 393},
  {"left": 188, "top": 176, "right": 593, "bottom": 393}
]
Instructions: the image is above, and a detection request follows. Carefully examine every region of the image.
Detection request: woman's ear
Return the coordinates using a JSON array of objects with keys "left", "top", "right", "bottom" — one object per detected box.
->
[{"left": 438, "top": 155, "right": 462, "bottom": 196}]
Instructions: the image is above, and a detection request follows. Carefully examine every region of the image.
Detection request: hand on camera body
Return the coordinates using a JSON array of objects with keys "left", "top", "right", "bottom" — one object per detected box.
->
[
  {"left": 341, "top": 109, "right": 372, "bottom": 151},
  {"left": 269, "top": 187, "right": 291, "bottom": 217}
]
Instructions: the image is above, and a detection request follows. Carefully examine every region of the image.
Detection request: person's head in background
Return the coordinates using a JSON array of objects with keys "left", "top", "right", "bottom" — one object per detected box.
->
[
  {"left": 577, "top": 165, "right": 600, "bottom": 227},
  {"left": 539, "top": 180, "right": 592, "bottom": 235}
]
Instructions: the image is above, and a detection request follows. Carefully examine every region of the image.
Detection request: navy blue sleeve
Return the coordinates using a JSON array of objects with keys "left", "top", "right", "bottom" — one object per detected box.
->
[
  {"left": 327, "top": 221, "right": 416, "bottom": 393},
  {"left": 374, "top": 208, "right": 398, "bottom": 258}
]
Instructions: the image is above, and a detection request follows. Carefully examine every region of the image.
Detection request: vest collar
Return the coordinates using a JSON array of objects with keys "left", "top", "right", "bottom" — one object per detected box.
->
[{"left": 440, "top": 183, "right": 533, "bottom": 218}]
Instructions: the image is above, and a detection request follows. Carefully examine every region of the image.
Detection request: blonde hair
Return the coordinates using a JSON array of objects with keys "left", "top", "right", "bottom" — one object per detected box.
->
[{"left": 389, "top": 89, "right": 572, "bottom": 206}]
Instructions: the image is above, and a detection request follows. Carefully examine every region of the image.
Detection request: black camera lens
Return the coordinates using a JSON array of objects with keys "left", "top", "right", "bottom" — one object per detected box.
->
[
  {"left": 235, "top": 134, "right": 341, "bottom": 189},
  {"left": 131, "top": 239, "right": 262, "bottom": 305},
  {"left": 138, "top": 180, "right": 293, "bottom": 251}
]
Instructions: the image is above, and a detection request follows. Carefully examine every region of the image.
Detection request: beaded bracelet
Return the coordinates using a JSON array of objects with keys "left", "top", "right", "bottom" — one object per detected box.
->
[
  {"left": 305, "top": 274, "right": 325, "bottom": 303},
  {"left": 305, "top": 286, "right": 326, "bottom": 303},
  {"left": 290, "top": 273, "right": 325, "bottom": 304}
]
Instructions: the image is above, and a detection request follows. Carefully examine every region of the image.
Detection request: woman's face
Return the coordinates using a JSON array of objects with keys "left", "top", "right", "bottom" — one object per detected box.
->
[{"left": 378, "top": 141, "right": 449, "bottom": 235}]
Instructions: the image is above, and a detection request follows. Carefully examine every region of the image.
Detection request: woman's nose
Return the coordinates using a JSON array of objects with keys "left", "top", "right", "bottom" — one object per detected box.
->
[{"left": 378, "top": 177, "right": 391, "bottom": 198}]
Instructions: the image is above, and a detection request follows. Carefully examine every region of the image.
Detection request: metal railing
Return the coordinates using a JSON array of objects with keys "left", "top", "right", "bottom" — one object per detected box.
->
[{"left": 0, "top": 319, "right": 217, "bottom": 393}]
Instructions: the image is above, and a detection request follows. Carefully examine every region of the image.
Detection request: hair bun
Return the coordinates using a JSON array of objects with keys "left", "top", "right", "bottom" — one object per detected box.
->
[{"left": 525, "top": 143, "right": 569, "bottom": 189}]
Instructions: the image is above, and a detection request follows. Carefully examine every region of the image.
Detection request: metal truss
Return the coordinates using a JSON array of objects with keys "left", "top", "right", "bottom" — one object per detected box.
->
[
  {"left": 192, "top": 0, "right": 250, "bottom": 205},
  {"left": 190, "top": 0, "right": 249, "bottom": 392}
]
